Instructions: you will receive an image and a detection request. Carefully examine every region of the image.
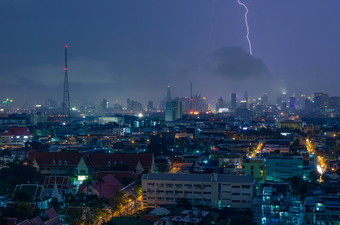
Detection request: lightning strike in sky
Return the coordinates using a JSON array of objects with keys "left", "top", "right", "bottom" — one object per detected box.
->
[{"left": 237, "top": 0, "right": 253, "bottom": 55}]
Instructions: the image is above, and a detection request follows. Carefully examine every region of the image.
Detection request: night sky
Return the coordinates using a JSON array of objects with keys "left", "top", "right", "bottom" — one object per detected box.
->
[{"left": 1, "top": 0, "right": 340, "bottom": 107}]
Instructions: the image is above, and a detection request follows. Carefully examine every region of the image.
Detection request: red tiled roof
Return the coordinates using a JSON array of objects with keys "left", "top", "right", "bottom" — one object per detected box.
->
[
  {"left": 30, "top": 152, "right": 153, "bottom": 171},
  {"left": 79, "top": 175, "right": 124, "bottom": 199},
  {"left": 43, "top": 207, "right": 58, "bottom": 220},
  {"left": 43, "top": 176, "right": 74, "bottom": 190},
  {"left": 52, "top": 216, "right": 63, "bottom": 225},
  {"left": 92, "top": 171, "right": 138, "bottom": 181},
  {"left": 0, "top": 127, "right": 32, "bottom": 136},
  {"left": 29, "top": 152, "right": 85, "bottom": 168},
  {"left": 88, "top": 153, "right": 153, "bottom": 170},
  {"left": 29, "top": 215, "right": 43, "bottom": 225},
  {"left": 44, "top": 220, "right": 55, "bottom": 225},
  {"left": 16, "top": 219, "right": 30, "bottom": 225}
]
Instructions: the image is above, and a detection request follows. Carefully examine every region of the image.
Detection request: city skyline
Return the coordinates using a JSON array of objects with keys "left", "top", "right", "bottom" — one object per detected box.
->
[{"left": 1, "top": 1, "right": 340, "bottom": 106}]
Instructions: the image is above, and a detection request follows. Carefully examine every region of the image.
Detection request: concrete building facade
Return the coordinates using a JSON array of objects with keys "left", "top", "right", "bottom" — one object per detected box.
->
[{"left": 142, "top": 173, "right": 255, "bottom": 209}]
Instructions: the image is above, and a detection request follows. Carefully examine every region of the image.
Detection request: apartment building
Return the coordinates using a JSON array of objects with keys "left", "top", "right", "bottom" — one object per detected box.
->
[
  {"left": 266, "top": 155, "right": 303, "bottom": 182},
  {"left": 304, "top": 196, "right": 340, "bottom": 224},
  {"left": 142, "top": 173, "right": 255, "bottom": 209}
]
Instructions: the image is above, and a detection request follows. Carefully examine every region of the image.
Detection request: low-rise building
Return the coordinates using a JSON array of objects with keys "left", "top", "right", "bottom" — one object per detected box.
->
[
  {"left": 266, "top": 155, "right": 303, "bottom": 182},
  {"left": 304, "top": 196, "right": 340, "bottom": 224},
  {"left": 14, "top": 184, "right": 51, "bottom": 209},
  {"left": 29, "top": 152, "right": 155, "bottom": 179},
  {"left": 243, "top": 158, "right": 265, "bottom": 184},
  {"left": 142, "top": 173, "right": 255, "bottom": 209},
  {"left": 0, "top": 127, "right": 32, "bottom": 147},
  {"left": 253, "top": 182, "right": 296, "bottom": 225}
]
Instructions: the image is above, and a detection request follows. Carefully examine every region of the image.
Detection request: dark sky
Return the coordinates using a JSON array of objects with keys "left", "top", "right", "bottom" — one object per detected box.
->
[{"left": 1, "top": 0, "right": 340, "bottom": 107}]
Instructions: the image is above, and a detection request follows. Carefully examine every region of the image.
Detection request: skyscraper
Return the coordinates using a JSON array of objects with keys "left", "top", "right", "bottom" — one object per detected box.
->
[
  {"left": 147, "top": 101, "right": 154, "bottom": 111},
  {"left": 261, "top": 93, "right": 269, "bottom": 105},
  {"left": 165, "top": 100, "right": 182, "bottom": 122},
  {"left": 314, "top": 92, "right": 329, "bottom": 109},
  {"left": 231, "top": 93, "right": 236, "bottom": 112},
  {"left": 166, "top": 82, "right": 171, "bottom": 102}
]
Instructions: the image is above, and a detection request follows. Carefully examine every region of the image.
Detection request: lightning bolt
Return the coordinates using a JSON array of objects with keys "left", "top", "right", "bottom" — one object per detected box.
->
[{"left": 237, "top": 0, "right": 253, "bottom": 55}]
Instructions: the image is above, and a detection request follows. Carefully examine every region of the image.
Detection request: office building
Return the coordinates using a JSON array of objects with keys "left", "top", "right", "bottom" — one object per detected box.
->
[
  {"left": 231, "top": 93, "right": 237, "bottom": 112},
  {"left": 165, "top": 100, "right": 182, "bottom": 122},
  {"left": 142, "top": 173, "right": 255, "bottom": 209}
]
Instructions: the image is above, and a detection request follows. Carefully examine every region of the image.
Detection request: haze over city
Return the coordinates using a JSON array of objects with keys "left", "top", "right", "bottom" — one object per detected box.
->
[
  {"left": 2, "top": 1, "right": 340, "bottom": 225},
  {"left": 1, "top": 0, "right": 340, "bottom": 107}
]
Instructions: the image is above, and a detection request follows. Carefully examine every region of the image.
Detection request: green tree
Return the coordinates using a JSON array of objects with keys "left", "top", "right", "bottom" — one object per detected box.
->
[
  {"left": 230, "top": 215, "right": 252, "bottom": 225},
  {"left": 176, "top": 198, "right": 192, "bottom": 210},
  {"left": 13, "top": 190, "right": 32, "bottom": 202},
  {"left": 156, "top": 163, "right": 170, "bottom": 173},
  {"left": 50, "top": 197, "right": 62, "bottom": 213},
  {"left": 0, "top": 160, "right": 44, "bottom": 196},
  {"left": 110, "top": 192, "right": 127, "bottom": 216},
  {"left": 3, "top": 202, "right": 40, "bottom": 221}
]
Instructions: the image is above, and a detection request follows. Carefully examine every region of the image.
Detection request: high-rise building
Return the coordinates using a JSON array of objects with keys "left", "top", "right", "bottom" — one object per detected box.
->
[
  {"left": 165, "top": 100, "right": 182, "bottom": 122},
  {"left": 261, "top": 93, "right": 269, "bottom": 105},
  {"left": 101, "top": 99, "right": 109, "bottom": 112},
  {"left": 147, "top": 101, "right": 154, "bottom": 111},
  {"left": 289, "top": 96, "right": 296, "bottom": 108},
  {"left": 329, "top": 96, "right": 340, "bottom": 108},
  {"left": 231, "top": 93, "right": 236, "bottom": 112},
  {"left": 166, "top": 82, "right": 171, "bottom": 102},
  {"left": 215, "top": 97, "right": 227, "bottom": 112},
  {"left": 47, "top": 99, "right": 57, "bottom": 110},
  {"left": 127, "top": 98, "right": 143, "bottom": 112},
  {"left": 314, "top": 92, "right": 329, "bottom": 109},
  {"left": 299, "top": 94, "right": 306, "bottom": 110},
  {"left": 244, "top": 91, "right": 249, "bottom": 108}
]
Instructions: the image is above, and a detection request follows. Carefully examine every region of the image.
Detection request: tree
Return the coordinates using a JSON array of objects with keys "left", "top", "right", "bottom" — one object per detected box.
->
[
  {"left": 50, "top": 197, "right": 62, "bottom": 213},
  {"left": 110, "top": 192, "right": 127, "bottom": 216},
  {"left": 156, "top": 163, "right": 170, "bottom": 173},
  {"left": 230, "top": 215, "right": 252, "bottom": 225},
  {"left": 3, "top": 202, "right": 40, "bottom": 221},
  {"left": 13, "top": 190, "right": 32, "bottom": 202},
  {"left": 176, "top": 198, "right": 192, "bottom": 210},
  {"left": 291, "top": 176, "right": 311, "bottom": 199},
  {"left": 0, "top": 160, "right": 44, "bottom": 196},
  {"left": 309, "top": 170, "right": 319, "bottom": 183}
]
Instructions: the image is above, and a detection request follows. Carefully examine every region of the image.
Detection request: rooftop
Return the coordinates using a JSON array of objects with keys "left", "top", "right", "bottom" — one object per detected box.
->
[{"left": 143, "top": 173, "right": 254, "bottom": 183}]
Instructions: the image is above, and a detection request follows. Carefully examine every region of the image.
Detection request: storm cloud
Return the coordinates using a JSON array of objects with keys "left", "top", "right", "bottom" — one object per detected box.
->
[{"left": 208, "top": 47, "right": 269, "bottom": 80}]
